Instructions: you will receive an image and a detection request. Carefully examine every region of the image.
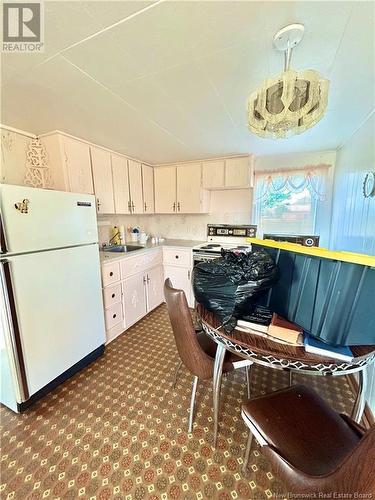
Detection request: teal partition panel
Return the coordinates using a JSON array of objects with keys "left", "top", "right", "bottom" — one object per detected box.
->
[{"left": 253, "top": 244, "right": 375, "bottom": 346}]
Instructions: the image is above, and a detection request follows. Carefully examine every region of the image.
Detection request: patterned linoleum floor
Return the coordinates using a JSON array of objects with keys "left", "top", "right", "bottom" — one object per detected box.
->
[{"left": 1, "top": 304, "right": 357, "bottom": 500}]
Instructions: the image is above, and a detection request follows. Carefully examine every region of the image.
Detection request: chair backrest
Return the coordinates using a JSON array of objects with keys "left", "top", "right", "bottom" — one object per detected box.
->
[{"left": 164, "top": 279, "right": 214, "bottom": 380}]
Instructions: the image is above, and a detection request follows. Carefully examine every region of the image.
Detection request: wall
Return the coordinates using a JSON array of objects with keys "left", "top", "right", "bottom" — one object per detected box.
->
[
  {"left": 98, "top": 188, "right": 252, "bottom": 244},
  {"left": 329, "top": 112, "right": 375, "bottom": 415},
  {"left": 330, "top": 113, "right": 375, "bottom": 255}
]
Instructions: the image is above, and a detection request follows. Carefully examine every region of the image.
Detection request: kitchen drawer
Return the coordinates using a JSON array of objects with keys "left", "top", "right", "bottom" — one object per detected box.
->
[
  {"left": 163, "top": 247, "right": 191, "bottom": 267},
  {"left": 121, "top": 249, "right": 162, "bottom": 279},
  {"left": 104, "top": 302, "right": 123, "bottom": 330},
  {"left": 102, "top": 261, "right": 120, "bottom": 286},
  {"left": 103, "top": 282, "right": 122, "bottom": 309}
]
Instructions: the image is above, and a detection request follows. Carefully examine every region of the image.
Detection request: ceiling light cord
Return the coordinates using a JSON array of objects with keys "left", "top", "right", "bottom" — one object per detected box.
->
[{"left": 284, "top": 40, "right": 293, "bottom": 72}]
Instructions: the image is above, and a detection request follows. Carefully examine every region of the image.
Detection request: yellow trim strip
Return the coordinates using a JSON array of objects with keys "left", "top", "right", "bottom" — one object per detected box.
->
[{"left": 247, "top": 238, "right": 375, "bottom": 267}]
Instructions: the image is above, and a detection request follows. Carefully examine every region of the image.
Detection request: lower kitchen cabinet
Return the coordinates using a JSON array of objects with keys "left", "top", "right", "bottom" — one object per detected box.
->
[
  {"left": 146, "top": 265, "right": 164, "bottom": 311},
  {"left": 101, "top": 247, "right": 193, "bottom": 343},
  {"left": 164, "top": 265, "right": 192, "bottom": 307},
  {"left": 122, "top": 273, "right": 147, "bottom": 329},
  {"left": 122, "top": 265, "right": 165, "bottom": 329},
  {"left": 163, "top": 247, "right": 193, "bottom": 307}
]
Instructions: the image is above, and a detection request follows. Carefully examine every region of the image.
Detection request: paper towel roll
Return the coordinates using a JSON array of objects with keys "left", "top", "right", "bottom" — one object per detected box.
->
[{"left": 119, "top": 225, "right": 125, "bottom": 244}]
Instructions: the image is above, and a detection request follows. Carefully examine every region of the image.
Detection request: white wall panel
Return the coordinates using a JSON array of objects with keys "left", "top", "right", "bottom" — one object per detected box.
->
[
  {"left": 330, "top": 113, "right": 375, "bottom": 255},
  {"left": 330, "top": 112, "right": 375, "bottom": 414}
]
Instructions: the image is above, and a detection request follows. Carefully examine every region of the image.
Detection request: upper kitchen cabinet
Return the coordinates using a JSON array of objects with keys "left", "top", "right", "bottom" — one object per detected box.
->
[
  {"left": 154, "top": 164, "right": 209, "bottom": 214},
  {"left": 111, "top": 153, "right": 131, "bottom": 214},
  {"left": 202, "top": 160, "right": 225, "bottom": 189},
  {"left": 64, "top": 137, "right": 94, "bottom": 195},
  {"left": 128, "top": 160, "right": 143, "bottom": 214},
  {"left": 142, "top": 164, "right": 154, "bottom": 214},
  {"left": 112, "top": 157, "right": 154, "bottom": 215},
  {"left": 90, "top": 146, "right": 115, "bottom": 214},
  {"left": 40, "top": 133, "right": 94, "bottom": 194},
  {"left": 202, "top": 155, "right": 253, "bottom": 190},
  {"left": 40, "top": 132, "right": 153, "bottom": 215},
  {"left": 177, "top": 163, "right": 206, "bottom": 213},
  {"left": 154, "top": 166, "right": 176, "bottom": 213},
  {"left": 225, "top": 156, "right": 252, "bottom": 188}
]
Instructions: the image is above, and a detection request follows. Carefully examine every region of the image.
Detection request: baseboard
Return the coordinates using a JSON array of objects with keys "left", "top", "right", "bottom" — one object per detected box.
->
[
  {"left": 17, "top": 344, "right": 105, "bottom": 412},
  {"left": 347, "top": 374, "right": 374, "bottom": 428}
]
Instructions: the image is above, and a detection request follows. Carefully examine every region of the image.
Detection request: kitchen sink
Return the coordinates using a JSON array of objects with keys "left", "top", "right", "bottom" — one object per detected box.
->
[{"left": 102, "top": 245, "right": 143, "bottom": 253}]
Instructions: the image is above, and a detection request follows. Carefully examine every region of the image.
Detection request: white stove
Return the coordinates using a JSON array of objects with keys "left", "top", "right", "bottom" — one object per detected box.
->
[{"left": 193, "top": 224, "right": 257, "bottom": 263}]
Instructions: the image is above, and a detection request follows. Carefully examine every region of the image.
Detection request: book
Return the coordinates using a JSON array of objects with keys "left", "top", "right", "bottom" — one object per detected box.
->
[
  {"left": 237, "top": 319, "right": 269, "bottom": 333},
  {"left": 267, "top": 313, "right": 303, "bottom": 345},
  {"left": 235, "top": 324, "right": 300, "bottom": 346},
  {"left": 238, "top": 305, "right": 272, "bottom": 333},
  {"left": 304, "top": 334, "right": 353, "bottom": 362}
]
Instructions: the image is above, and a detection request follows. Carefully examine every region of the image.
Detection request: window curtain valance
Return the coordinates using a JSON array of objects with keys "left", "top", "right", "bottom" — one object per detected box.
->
[{"left": 255, "top": 164, "right": 330, "bottom": 203}]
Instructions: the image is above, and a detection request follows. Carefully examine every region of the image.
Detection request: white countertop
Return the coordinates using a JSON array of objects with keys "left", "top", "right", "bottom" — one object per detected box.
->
[{"left": 99, "top": 238, "right": 205, "bottom": 263}]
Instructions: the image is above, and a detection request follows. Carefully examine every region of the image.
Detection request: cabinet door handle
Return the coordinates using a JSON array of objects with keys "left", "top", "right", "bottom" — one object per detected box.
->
[
  {"left": 143, "top": 276, "right": 147, "bottom": 285},
  {"left": 175, "top": 255, "right": 179, "bottom": 259},
  {"left": 113, "top": 313, "right": 117, "bottom": 319},
  {"left": 188, "top": 270, "right": 191, "bottom": 280},
  {"left": 173, "top": 202, "right": 176, "bottom": 212},
  {"left": 177, "top": 202, "right": 180, "bottom": 211},
  {"left": 144, "top": 202, "right": 147, "bottom": 212},
  {"left": 132, "top": 201, "right": 135, "bottom": 212},
  {"left": 111, "top": 293, "right": 115, "bottom": 298},
  {"left": 96, "top": 198, "right": 101, "bottom": 211},
  {"left": 147, "top": 274, "right": 150, "bottom": 283},
  {"left": 109, "top": 271, "right": 113, "bottom": 277},
  {"left": 128, "top": 200, "right": 132, "bottom": 213}
]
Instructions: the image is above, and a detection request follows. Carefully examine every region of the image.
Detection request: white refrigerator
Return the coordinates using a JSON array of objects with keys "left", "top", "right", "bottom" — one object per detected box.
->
[{"left": 0, "top": 185, "right": 106, "bottom": 412}]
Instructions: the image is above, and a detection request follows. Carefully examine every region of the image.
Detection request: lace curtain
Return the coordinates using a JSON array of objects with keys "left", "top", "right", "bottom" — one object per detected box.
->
[
  {"left": 252, "top": 164, "right": 330, "bottom": 237},
  {"left": 255, "top": 165, "right": 328, "bottom": 202}
]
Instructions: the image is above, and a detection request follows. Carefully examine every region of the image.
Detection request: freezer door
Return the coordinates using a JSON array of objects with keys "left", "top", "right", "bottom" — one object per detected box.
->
[
  {"left": 0, "top": 185, "right": 98, "bottom": 254},
  {"left": 0, "top": 261, "right": 28, "bottom": 410},
  {"left": 2, "top": 244, "right": 105, "bottom": 397}
]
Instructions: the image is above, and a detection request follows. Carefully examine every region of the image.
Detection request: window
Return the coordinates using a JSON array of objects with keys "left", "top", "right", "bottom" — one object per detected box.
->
[{"left": 252, "top": 167, "right": 328, "bottom": 238}]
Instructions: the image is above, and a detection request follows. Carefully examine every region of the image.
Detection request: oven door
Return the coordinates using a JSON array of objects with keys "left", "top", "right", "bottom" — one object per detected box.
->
[{"left": 193, "top": 252, "right": 221, "bottom": 266}]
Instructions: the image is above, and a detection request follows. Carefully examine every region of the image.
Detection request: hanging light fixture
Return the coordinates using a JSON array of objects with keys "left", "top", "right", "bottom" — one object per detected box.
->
[{"left": 247, "top": 24, "right": 329, "bottom": 139}]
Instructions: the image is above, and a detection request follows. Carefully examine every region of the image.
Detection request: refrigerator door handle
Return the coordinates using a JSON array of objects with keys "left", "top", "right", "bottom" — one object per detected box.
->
[
  {"left": 0, "top": 212, "right": 8, "bottom": 254},
  {"left": 0, "top": 260, "right": 29, "bottom": 401}
]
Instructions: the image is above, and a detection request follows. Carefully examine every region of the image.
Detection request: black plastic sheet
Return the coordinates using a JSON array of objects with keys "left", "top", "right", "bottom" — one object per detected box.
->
[{"left": 192, "top": 249, "right": 278, "bottom": 331}]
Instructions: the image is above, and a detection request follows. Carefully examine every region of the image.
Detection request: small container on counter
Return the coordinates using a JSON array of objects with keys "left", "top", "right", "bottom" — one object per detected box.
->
[{"left": 119, "top": 225, "right": 125, "bottom": 244}]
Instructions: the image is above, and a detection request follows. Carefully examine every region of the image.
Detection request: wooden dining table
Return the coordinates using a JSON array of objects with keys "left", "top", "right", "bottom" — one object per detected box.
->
[{"left": 196, "top": 304, "right": 375, "bottom": 446}]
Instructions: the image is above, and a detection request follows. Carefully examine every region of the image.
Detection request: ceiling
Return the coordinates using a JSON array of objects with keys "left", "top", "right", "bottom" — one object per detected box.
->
[{"left": 2, "top": 1, "right": 374, "bottom": 164}]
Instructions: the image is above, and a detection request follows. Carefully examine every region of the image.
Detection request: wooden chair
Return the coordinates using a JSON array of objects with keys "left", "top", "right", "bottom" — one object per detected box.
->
[
  {"left": 241, "top": 384, "right": 375, "bottom": 495},
  {"left": 164, "top": 278, "right": 252, "bottom": 433}
]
